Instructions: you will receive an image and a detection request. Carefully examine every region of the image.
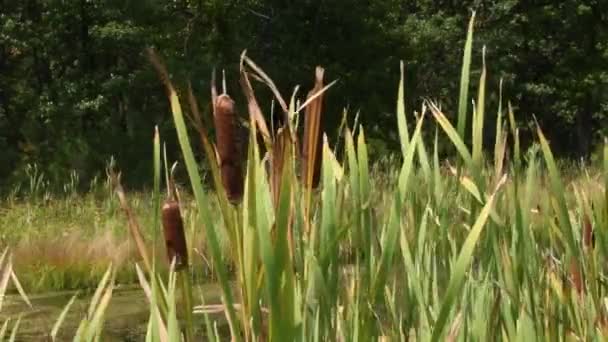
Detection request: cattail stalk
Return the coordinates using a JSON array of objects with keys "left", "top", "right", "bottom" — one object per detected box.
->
[
  {"left": 161, "top": 178, "right": 194, "bottom": 341},
  {"left": 213, "top": 94, "right": 245, "bottom": 204}
]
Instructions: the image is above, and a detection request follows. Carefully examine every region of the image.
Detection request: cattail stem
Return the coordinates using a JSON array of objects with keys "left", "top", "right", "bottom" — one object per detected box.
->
[{"left": 178, "top": 271, "right": 195, "bottom": 341}]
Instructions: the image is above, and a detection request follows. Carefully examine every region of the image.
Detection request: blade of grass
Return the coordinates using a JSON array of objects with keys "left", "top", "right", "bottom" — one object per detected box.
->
[
  {"left": 84, "top": 275, "right": 114, "bottom": 341},
  {"left": 397, "top": 60, "right": 409, "bottom": 156},
  {"left": 537, "top": 126, "right": 576, "bottom": 256},
  {"left": 0, "top": 319, "right": 8, "bottom": 340},
  {"left": 153, "top": 126, "right": 161, "bottom": 265},
  {"left": 456, "top": 11, "right": 476, "bottom": 140},
  {"left": 472, "top": 46, "right": 486, "bottom": 170},
  {"left": 494, "top": 79, "right": 505, "bottom": 182},
  {"left": 0, "top": 253, "right": 13, "bottom": 311},
  {"left": 8, "top": 316, "right": 20, "bottom": 342},
  {"left": 507, "top": 103, "right": 521, "bottom": 170},
  {"left": 428, "top": 101, "right": 473, "bottom": 169}
]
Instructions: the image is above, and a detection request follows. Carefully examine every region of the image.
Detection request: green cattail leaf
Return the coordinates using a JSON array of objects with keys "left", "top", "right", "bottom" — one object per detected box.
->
[
  {"left": 84, "top": 279, "right": 114, "bottom": 342},
  {"left": 604, "top": 139, "right": 607, "bottom": 211},
  {"left": 357, "top": 128, "right": 372, "bottom": 264},
  {"left": 357, "top": 128, "right": 370, "bottom": 202},
  {"left": 87, "top": 264, "right": 112, "bottom": 318},
  {"left": 166, "top": 271, "right": 180, "bottom": 342},
  {"left": 398, "top": 114, "right": 425, "bottom": 197},
  {"left": 345, "top": 128, "right": 360, "bottom": 243},
  {"left": 397, "top": 60, "right": 409, "bottom": 156},
  {"left": 376, "top": 113, "right": 423, "bottom": 306},
  {"left": 400, "top": 208, "right": 432, "bottom": 327},
  {"left": 507, "top": 103, "right": 521, "bottom": 170},
  {"left": 321, "top": 137, "right": 337, "bottom": 259},
  {"left": 494, "top": 79, "right": 505, "bottom": 180},
  {"left": 514, "top": 313, "right": 536, "bottom": 342},
  {"left": 275, "top": 135, "right": 296, "bottom": 337},
  {"left": 433, "top": 129, "right": 443, "bottom": 205},
  {"left": 0, "top": 319, "right": 8, "bottom": 340},
  {"left": 10, "top": 269, "right": 31, "bottom": 309},
  {"left": 460, "top": 176, "right": 483, "bottom": 204},
  {"left": 153, "top": 126, "right": 161, "bottom": 263},
  {"left": 8, "top": 316, "right": 20, "bottom": 342},
  {"left": 242, "top": 117, "right": 262, "bottom": 337},
  {"left": 0, "top": 253, "right": 12, "bottom": 311},
  {"left": 472, "top": 46, "right": 486, "bottom": 170},
  {"left": 456, "top": 12, "right": 475, "bottom": 140},
  {"left": 537, "top": 127, "right": 576, "bottom": 256},
  {"left": 429, "top": 102, "right": 473, "bottom": 170},
  {"left": 416, "top": 120, "right": 432, "bottom": 185}
]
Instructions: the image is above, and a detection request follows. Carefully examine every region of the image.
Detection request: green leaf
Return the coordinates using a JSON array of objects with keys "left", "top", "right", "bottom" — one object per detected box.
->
[
  {"left": 0, "top": 319, "right": 9, "bottom": 340},
  {"left": 397, "top": 60, "right": 409, "bottom": 156},
  {"left": 537, "top": 127, "right": 576, "bottom": 256},
  {"left": 52, "top": 292, "right": 79, "bottom": 341},
  {"left": 8, "top": 316, "right": 21, "bottom": 342},
  {"left": 428, "top": 102, "right": 473, "bottom": 169},
  {"left": 456, "top": 12, "right": 476, "bottom": 140},
  {"left": 472, "top": 46, "right": 486, "bottom": 170}
]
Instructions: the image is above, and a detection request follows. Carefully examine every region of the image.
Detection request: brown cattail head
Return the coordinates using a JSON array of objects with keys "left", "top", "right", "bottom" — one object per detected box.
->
[
  {"left": 213, "top": 94, "right": 244, "bottom": 204},
  {"left": 301, "top": 67, "right": 325, "bottom": 189},
  {"left": 568, "top": 259, "right": 584, "bottom": 296},
  {"left": 583, "top": 213, "right": 594, "bottom": 250},
  {"left": 161, "top": 198, "right": 188, "bottom": 270}
]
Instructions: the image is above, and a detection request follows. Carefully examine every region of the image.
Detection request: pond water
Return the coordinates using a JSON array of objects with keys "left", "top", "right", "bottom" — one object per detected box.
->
[{"left": 1, "top": 283, "right": 225, "bottom": 341}]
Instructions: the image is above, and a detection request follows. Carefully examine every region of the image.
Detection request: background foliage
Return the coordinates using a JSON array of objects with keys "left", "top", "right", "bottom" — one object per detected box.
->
[{"left": 1, "top": 0, "right": 606, "bottom": 189}]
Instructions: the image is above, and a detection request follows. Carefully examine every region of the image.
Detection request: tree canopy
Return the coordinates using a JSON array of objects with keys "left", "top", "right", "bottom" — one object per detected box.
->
[{"left": 1, "top": 0, "right": 606, "bottom": 188}]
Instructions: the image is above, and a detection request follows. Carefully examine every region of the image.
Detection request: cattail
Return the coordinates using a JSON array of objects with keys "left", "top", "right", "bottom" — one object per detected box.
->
[
  {"left": 568, "top": 259, "right": 584, "bottom": 296},
  {"left": 583, "top": 213, "right": 594, "bottom": 249},
  {"left": 301, "top": 67, "right": 325, "bottom": 189},
  {"left": 161, "top": 198, "right": 188, "bottom": 270},
  {"left": 214, "top": 94, "right": 244, "bottom": 204}
]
